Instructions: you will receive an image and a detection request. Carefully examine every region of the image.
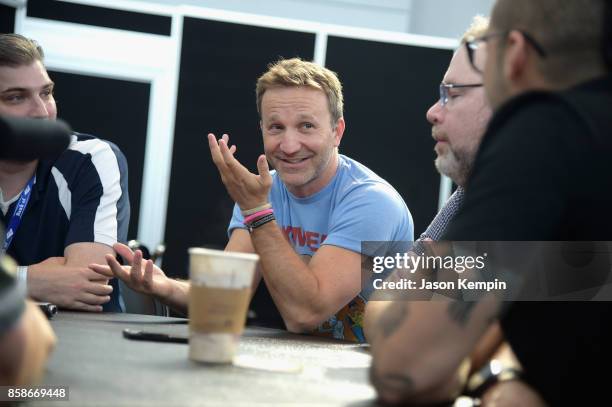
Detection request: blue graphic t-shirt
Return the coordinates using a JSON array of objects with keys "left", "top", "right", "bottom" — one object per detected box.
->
[{"left": 229, "top": 154, "right": 413, "bottom": 342}]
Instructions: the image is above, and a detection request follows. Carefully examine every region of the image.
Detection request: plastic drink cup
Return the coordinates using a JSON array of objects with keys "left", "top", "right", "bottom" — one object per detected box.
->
[{"left": 188, "top": 248, "right": 259, "bottom": 363}]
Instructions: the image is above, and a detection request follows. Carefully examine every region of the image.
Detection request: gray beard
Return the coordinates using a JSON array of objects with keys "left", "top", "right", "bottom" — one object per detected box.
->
[{"left": 434, "top": 149, "right": 474, "bottom": 187}]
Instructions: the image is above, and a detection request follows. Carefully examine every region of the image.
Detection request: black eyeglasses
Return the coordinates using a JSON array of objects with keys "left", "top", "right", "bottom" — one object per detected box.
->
[
  {"left": 465, "top": 30, "right": 548, "bottom": 73},
  {"left": 439, "top": 83, "right": 483, "bottom": 106}
]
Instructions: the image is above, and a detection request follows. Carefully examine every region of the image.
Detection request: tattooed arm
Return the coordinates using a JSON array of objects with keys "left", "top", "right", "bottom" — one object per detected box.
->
[{"left": 364, "top": 297, "right": 500, "bottom": 404}]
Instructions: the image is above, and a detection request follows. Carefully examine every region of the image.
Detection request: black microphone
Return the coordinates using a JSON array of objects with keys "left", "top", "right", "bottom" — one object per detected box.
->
[{"left": 0, "top": 115, "right": 72, "bottom": 161}]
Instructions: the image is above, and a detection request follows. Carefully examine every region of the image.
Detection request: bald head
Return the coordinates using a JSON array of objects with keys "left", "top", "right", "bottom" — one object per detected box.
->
[{"left": 491, "top": 0, "right": 607, "bottom": 87}]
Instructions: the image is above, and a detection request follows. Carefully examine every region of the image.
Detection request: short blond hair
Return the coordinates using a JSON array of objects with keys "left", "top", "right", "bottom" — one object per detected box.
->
[
  {"left": 256, "top": 58, "right": 344, "bottom": 126},
  {"left": 462, "top": 15, "right": 490, "bottom": 42}
]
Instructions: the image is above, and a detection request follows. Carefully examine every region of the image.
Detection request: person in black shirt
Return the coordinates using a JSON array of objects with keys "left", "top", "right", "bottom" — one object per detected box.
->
[{"left": 365, "top": 0, "right": 611, "bottom": 405}]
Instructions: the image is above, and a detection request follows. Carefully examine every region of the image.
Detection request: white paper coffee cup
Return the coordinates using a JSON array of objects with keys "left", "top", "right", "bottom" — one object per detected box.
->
[{"left": 188, "top": 248, "right": 259, "bottom": 363}]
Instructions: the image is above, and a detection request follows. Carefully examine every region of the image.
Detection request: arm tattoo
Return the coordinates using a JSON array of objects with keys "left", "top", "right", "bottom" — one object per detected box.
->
[
  {"left": 447, "top": 300, "right": 476, "bottom": 327},
  {"left": 448, "top": 291, "right": 503, "bottom": 327},
  {"left": 376, "top": 301, "right": 408, "bottom": 339},
  {"left": 370, "top": 366, "right": 416, "bottom": 396}
]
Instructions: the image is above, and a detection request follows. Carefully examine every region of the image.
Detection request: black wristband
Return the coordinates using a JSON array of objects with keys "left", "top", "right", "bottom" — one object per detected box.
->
[{"left": 247, "top": 213, "right": 275, "bottom": 233}]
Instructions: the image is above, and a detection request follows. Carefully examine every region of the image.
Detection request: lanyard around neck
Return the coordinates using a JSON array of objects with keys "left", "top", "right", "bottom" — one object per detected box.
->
[{"left": 2, "top": 175, "right": 36, "bottom": 254}]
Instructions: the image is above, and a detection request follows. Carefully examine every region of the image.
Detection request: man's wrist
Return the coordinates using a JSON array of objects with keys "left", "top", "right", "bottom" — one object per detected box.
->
[
  {"left": 155, "top": 279, "right": 182, "bottom": 308},
  {"left": 158, "top": 279, "right": 189, "bottom": 315},
  {"left": 242, "top": 205, "right": 275, "bottom": 233},
  {"left": 464, "top": 359, "right": 523, "bottom": 398},
  {"left": 246, "top": 213, "right": 275, "bottom": 233}
]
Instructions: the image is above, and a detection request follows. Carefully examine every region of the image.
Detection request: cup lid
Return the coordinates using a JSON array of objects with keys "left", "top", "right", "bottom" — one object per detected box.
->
[{"left": 188, "top": 247, "right": 259, "bottom": 262}]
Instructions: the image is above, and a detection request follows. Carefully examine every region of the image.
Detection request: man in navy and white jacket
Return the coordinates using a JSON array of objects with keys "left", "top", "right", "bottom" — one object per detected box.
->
[{"left": 0, "top": 34, "right": 129, "bottom": 312}]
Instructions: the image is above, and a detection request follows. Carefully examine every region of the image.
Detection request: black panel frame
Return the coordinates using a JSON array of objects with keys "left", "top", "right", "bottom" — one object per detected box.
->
[
  {"left": 165, "top": 17, "right": 315, "bottom": 277},
  {"left": 164, "top": 17, "right": 315, "bottom": 324},
  {"left": 27, "top": 0, "right": 171, "bottom": 36}
]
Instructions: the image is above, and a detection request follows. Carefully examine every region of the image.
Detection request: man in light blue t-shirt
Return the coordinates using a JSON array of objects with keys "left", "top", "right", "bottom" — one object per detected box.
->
[
  {"left": 93, "top": 58, "right": 413, "bottom": 343},
  {"left": 226, "top": 153, "right": 412, "bottom": 341},
  {"left": 209, "top": 58, "right": 413, "bottom": 342}
]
